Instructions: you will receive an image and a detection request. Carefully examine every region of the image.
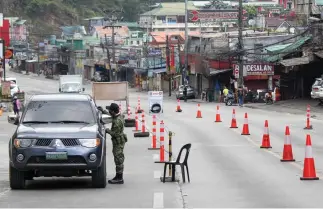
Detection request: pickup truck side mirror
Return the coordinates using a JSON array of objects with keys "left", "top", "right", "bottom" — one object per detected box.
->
[
  {"left": 8, "top": 115, "right": 19, "bottom": 125},
  {"left": 59, "top": 88, "right": 61, "bottom": 92},
  {"left": 82, "top": 88, "right": 85, "bottom": 91},
  {"left": 101, "top": 114, "right": 112, "bottom": 124}
]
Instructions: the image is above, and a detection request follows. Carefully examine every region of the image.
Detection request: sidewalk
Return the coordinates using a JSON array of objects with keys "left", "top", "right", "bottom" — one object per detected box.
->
[{"left": 244, "top": 99, "right": 323, "bottom": 118}]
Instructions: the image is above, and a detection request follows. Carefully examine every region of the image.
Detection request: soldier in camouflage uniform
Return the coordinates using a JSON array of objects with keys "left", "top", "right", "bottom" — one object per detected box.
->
[{"left": 105, "top": 103, "right": 127, "bottom": 184}]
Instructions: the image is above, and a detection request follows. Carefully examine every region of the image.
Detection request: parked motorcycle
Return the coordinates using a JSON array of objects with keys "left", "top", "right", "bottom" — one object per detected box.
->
[
  {"left": 225, "top": 91, "right": 235, "bottom": 106},
  {"left": 265, "top": 94, "right": 273, "bottom": 105}
]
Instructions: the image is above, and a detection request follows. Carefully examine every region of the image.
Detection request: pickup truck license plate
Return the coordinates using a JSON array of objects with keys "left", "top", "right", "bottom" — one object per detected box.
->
[{"left": 46, "top": 152, "right": 68, "bottom": 160}]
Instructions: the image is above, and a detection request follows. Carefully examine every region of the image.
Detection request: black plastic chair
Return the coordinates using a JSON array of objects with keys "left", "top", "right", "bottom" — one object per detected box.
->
[{"left": 160, "top": 143, "right": 191, "bottom": 183}]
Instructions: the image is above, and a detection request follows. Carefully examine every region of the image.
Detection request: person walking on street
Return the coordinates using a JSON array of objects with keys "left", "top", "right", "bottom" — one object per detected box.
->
[
  {"left": 12, "top": 96, "right": 21, "bottom": 116},
  {"left": 238, "top": 88, "right": 243, "bottom": 107},
  {"left": 105, "top": 103, "right": 127, "bottom": 184},
  {"left": 183, "top": 85, "right": 188, "bottom": 102}
]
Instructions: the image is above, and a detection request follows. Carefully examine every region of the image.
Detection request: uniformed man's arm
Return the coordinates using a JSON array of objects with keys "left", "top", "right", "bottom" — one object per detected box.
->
[{"left": 107, "top": 119, "right": 123, "bottom": 137}]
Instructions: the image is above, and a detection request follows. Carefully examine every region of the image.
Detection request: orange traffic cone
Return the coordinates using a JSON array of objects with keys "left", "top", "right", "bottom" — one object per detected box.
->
[
  {"left": 196, "top": 104, "right": 202, "bottom": 118},
  {"left": 300, "top": 134, "right": 319, "bottom": 180},
  {"left": 304, "top": 105, "right": 313, "bottom": 130},
  {"left": 214, "top": 106, "right": 222, "bottom": 122},
  {"left": 241, "top": 113, "right": 250, "bottom": 135},
  {"left": 230, "top": 109, "right": 238, "bottom": 128},
  {"left": 260, "top": 120, "right": 272, "bottom": 149},
  {"left": 281, "top": 126, "right": 295, "bottom": 162},
  {"left": 176, "top": 99, "right": 182, "bottom": 112}
]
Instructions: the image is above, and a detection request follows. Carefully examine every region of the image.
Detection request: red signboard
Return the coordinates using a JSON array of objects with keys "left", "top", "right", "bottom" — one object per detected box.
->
[
  {"left": 188, "top": 10, "right": 247, "bottom": 23},
  {"left": 0, "top": 20, "right": 10, "bottom": 47},
  {"left": 233, "top": 64, "right": 274, "bottom": 77}
]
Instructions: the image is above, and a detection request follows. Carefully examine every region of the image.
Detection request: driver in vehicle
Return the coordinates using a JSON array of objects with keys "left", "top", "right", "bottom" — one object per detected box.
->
[{"left": 104, "top": 103, "right": 127, "bottom": 184}]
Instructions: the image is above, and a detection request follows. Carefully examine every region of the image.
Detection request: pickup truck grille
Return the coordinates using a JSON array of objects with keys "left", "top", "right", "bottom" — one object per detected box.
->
[
  {"left": 35, "top": 139, "right": 80, "bottom": 147},
  {"left": 27, "top": 156, "right": 86, "bottom": 164}
]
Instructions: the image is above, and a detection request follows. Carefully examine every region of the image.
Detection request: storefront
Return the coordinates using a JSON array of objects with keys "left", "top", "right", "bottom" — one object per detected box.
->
[{"left": 232, "top": 63, "right": 278, "bottom": 91}]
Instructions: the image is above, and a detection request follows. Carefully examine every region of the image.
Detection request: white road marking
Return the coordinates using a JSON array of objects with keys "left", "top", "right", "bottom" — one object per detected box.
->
[
  {"left": 154, "top": 170, "right": 161, "bottom": 179},
  {"left": 153, "top": 192, "right": 164, "bottom": 209},
  {"left": 0, "top": 189, "right": 9, "bottom": 199},
  {"left": 153, "top": 154, "right": 159, "bottom": 161},
  {"left": 231, "top": 129, "right": 306, "bottom": 173}
]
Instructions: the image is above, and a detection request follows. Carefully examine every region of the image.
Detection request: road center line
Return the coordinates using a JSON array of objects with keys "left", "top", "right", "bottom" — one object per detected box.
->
[
  {"left": 153, "top": 192, "right": 164, "bottom": 209},
  {"left": 153, "top": 154, "right": 159, "bottom": 161},
  {"left": 0, "top": 189, "right": 10, "bottom": 199}
]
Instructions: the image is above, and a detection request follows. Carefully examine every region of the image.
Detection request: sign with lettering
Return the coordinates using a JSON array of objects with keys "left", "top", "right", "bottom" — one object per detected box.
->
[
  {"left": 188, "top": 10, "right": 247, "bottom": 23},
  {"left": 233, "top": 64, "right": 274, "bottom": 78}
]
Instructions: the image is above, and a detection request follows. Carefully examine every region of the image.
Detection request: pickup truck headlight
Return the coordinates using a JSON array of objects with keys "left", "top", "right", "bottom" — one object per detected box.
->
[
  {"left": 79, "top": 138, "right": 100, "bottom": 148},
  {"left": 14, "top": 139, "right": 35, "bottom": 148}
]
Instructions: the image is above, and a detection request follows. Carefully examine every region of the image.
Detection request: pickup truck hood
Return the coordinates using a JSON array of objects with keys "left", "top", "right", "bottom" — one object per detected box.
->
[{"left": 17, "top": 124, "right": 98, "bottom": 138}]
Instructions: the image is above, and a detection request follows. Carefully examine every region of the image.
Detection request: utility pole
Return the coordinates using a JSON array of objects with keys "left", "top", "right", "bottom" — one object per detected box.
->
[
  {"left": 184, "top": 0, "right": 188, "bottom": 86},
  {"left": 2, "top": 39, "right": 6, "bottom": 81},
  {"left": 237, "top": 0, "right": 244, "bottom": 89},
  {"left": 166, "top": 35, "right": 171, "bottom": 97},
  {"left": 104, "top": 34, "right": 112, "bottom": 81},
  {"left": 103, "top": 9, "right": 123, "bottom": 81},
  {"left": 177, "top": 39, "right": 182, "bottom": 78}
]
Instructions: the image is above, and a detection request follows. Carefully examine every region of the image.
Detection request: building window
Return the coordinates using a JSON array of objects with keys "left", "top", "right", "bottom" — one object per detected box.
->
[
  {"left": 131, "top": 41, "right": 133, "bottom": 45},
  {"left": 177, "top": 16, "right": 185, "bottom": 23},
  {"left": 158, "top": 28, "right": 164, "bottom": 31},
  {"left": 137, "top": 41, "right": 140, "bottom": 45},
  {"left": 180, "top": 28, "right": 185, "bottom": 31},
  {"left": 201, "top": 28, "right": 207, "bottom": 31},
  {"left": 190, "top": 28, "right": 197, "bottom": 31},
  {"left": 157, "top": 16, "right": 166, "bottom": 22}
]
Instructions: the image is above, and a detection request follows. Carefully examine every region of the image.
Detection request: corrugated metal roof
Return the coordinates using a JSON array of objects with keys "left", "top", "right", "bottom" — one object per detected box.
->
[
  {"left": 14, "top": 20, "right": 26, "bottom": 25},
  {"left": 280, "top": 56, "right": 310, "bottom": 66},
  {"left": 265, "top": 43, "right": 292, "bottom": 53},
  {"left": 141, "top": 1, "right": 198, "bottom": 16},
  {"left": 60, "top": 26, "right": 87, "bottom": 36},
  {"left": 84, "top": 17, "right": 104, "bottom": 20},
  {"left": 265, "top": 36, "right": 312, "bottom": 62}
]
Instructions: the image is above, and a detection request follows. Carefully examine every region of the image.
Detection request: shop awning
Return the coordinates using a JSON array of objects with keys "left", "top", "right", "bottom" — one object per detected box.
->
[
  {"left": 153, "top": 68, "right": 167, "bottom": 74},
  {"left": 265, "top": 36, "right": 312, "bottom": 62},
  {"left": 209, "top": 69, "right": 232, "bottom": 76},
  {"left": 280, "top": 56, "right": 310, "bottom": 67}
]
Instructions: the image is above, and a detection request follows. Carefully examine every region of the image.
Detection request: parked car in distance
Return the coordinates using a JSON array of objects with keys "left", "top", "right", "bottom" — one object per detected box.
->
[
  {"left": 8, "top": 93, "right": 111, "bottom": 189},
  {"left": 311, "top": 78, "right": 323, "bottom": 104},
  {"left": 176, "top": 85, "right": 195, "bottom": 100}
]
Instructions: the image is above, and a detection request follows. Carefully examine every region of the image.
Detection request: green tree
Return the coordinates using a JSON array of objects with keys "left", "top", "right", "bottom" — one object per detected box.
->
[{"left": 244, "top": 5, "right": 257, "bottom": 18}]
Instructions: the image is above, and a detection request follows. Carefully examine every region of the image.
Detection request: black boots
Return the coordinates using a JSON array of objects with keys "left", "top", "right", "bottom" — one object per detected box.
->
[{"left": 108, "top": 173, "right": 124, "bottom": 184}]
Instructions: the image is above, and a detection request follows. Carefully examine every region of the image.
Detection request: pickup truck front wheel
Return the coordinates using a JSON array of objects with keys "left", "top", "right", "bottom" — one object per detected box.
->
[
  {"left": 92, "top": 156, "right": 107, "bottom": 188},
  {"left": 9, "top": 165, "right": 26, "bottom": 189}
]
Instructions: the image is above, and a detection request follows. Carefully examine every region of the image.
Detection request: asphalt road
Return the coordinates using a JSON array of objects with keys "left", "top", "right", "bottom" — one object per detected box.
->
[{"left": 1, "top": 71, "right": 323, "bottom": 207}]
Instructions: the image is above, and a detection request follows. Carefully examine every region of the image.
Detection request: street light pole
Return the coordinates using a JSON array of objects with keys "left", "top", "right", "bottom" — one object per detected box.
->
[{"left": 184, "top": 0, "right": 188, "bottom": 86}]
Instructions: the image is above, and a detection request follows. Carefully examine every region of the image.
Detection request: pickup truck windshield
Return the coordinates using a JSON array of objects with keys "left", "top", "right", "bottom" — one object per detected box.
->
[{"left": 22, "top": 101, "right": 95, "bottom": 124}]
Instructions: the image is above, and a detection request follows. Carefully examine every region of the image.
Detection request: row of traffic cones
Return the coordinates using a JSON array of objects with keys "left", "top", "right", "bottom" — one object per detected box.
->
[
  {"left": 195, "top": 103, "right": 314, "bottom": 132},
  {"left": 194, "top": 103, "right": 318, "bottom": 181},
  {"left": 231, "top": 109, "right": 318, "bottom": 180}
]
